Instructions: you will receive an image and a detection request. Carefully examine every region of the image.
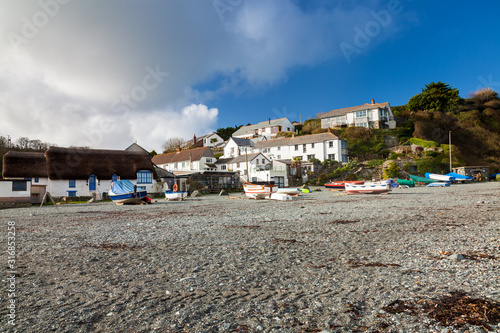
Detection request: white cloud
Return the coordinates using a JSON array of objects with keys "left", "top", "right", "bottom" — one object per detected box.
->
[{"left": 0, "top": 0, "right": 409, "bottom": 151}]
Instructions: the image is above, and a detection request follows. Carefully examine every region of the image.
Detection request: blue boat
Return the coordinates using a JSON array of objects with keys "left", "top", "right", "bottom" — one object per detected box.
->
[
  {"left": 445, "top": 172, "right": 473, "bottom": 181},
  {"left": 427, "top": 182, "right": 450, "bottom": 187},
  {"left": 108, "top": 180, "right": 148, "bottom": 205}
]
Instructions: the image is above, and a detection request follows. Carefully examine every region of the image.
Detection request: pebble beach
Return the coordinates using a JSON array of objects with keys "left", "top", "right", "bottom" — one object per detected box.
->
[{"left": 1, "top": 182, "right": 499, "bottom": 332}]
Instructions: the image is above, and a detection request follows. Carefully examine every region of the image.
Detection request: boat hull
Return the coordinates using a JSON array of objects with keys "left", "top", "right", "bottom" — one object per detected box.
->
[
  {"left": 165, "top": 190, "right": 188, "bottom": 201},
  {"left": 325, "top": 181, "right": 364, "bottom": 189},
  {"left": 276, "top": 188, "right": 300, "bottom": 196},
  {"left": 345, "top": 182, "right": 391, "bottom": 194},
  {"left": 427, "top": 182, "right": 450, "bottom": 187},
  {"left": 109, "top": 190, "right": 148, "bottom": 205},
  {"left": 409, "top": 174, "right": 438, "bottom": 184},
  {"left": 425, "top": 173, "right": 455, "bottom": 182},
  {"left": 243, "top": 183, "right": 277, "bottom": 199}
]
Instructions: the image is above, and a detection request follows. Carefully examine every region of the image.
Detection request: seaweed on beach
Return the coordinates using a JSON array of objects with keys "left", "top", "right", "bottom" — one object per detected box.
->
[
  {"left": 345, "top": 259, "right": 400, "bottom": 268},
  {"left": 82, "top": 243, "right": 143, "bottom": 250},
  {"left": 330, "top": 219, "right": 360, "bottom": 225},
  {"left": 383, "top": 292, "right": 500, "bottom": 330}
]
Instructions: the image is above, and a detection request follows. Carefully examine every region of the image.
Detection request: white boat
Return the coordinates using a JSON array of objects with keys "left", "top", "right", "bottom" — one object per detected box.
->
[
  {"left": 344, "top": 182, "right": 391, "bottom": 194},
  {"left": 165, "top": 189, "right": 188, "bottom": 201},
  {"left": 425, "top": 173, "right": 455, "bottom": 182},
  {"left": 242, "top": 182, "right": 278, "bottom": 199},
  {"left": 109, "top": 180, "right": 148, "bottom": 205},
  {"left": 270, "top": 193, "right": 294, "bottom": 201},
  {"left": 276, "top": 188, "right": 300, "bottom": 196}
]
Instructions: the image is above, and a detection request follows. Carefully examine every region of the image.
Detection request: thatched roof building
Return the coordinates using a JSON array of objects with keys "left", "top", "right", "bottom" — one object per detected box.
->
[
  {"left": 2, "top": 147, "right": 156, "bottom": 180},
  {"left": 2, "top": 151, "right": 47, "bottom": 178}
]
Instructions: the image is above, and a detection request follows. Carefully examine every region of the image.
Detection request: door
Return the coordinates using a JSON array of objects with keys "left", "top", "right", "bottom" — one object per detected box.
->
[
  {"left": 89, "top": 175, "right": 96, "bottom": 191},
  {"left": 30, "top": 185, "right": 46, "bottom": 204}
]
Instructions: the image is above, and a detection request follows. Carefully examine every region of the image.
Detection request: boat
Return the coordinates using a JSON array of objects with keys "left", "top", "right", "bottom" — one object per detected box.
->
[
  {"left": 165, "top": 189, "right": 188, "bottom": 201},
  {"left": 276, "top": 188, "right": 300, "bottom": 196},
  {"left": 108, "top": 180, "right": 148, "bottom": 205},
  {"left": 396, "top": 179, "right": 415, "bottom": 187},
  {"left": 270, "top": 193, "right": 294, "bottom": 201},
  {"left": 324, "top": 180, "right": 364, "bottom": 189},
  {"left": 242, "top": 182, "right": 278, "bottom": 199},
  {"left": 427, "top": 182, "right": 450, "bottom": 187},
  {"left": 409, "top": 174, "right": 439, "bottom": 184},
  {"left": 425, "top": 173, "right": 455, "bottom": 182},
  {"left": 344, "top": 182, "right": 391, "bottom": 194},
  {"left": 445, "top": 172, "right": 473, "bottom": 181}
]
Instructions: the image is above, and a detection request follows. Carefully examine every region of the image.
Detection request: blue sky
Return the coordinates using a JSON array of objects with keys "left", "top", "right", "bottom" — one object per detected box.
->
[{"left": 1, "top": 0, "right": 499, "bottom": 151}]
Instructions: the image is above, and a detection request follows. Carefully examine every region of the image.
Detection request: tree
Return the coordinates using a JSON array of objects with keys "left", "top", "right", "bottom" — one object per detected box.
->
[
  {"left": 16, "top": 136, "right": 30, "bottom": 149},
  {"left": 149, "top": 150, "right": 158, "bottom": 156},
  {"left": 407, "top": 82, "right": 461, "bottom": 112},
  {"left": 161, "top": 137, "right": 187, "bottom": 153},
  {"left": 301, "top": 119, "right": 321, "bottom": 134},
  {"left": 0, "top": 136, "right": 8, "bottom": 147},
  {"left": 216, "top": 125, "right": 242, "bottom": 141}
]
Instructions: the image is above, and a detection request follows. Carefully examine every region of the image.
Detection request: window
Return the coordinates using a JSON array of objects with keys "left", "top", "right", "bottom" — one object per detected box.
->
[
  {"left": 252, "top": 177, "right": 257, "bottom": 182},
  {"left": 34, "top": 178, "right": 39, "bottom": 183},
  {"left": 357, "top": 122, "right": 369, "bottom": 128},
  {"left": 327, "top": 117, "right": 331, "bottom": 123},
  {"left": 380, "top": 109, "right": 388, "bottom": 118},
  {"left": 303, "top": 144, "right": 306, "bottom": 153},
  {"left": 307, "top": 154, "right": 315, "bottom": 161},
  {"left": 328, "top": 154, "right": 335, "bottom": 161},
  {"left": 112, "top": 174, "right": 118, "bottom": 182},
  {"left": 277, "top": 155, "right": 281, "bottom": 159},
  {"left": 69, "top": 179, "right": 76, "bottom": 188},
  {"left": 174, "top": 163, "right": 178, "bottom": 169},
  {"left": 311, "top": 143, "right": 315, "bottom": 148},
  {"left": 206, "top": 158, "right": 212, "bottom": 163},
  {"left": 221, "top": 165, "right": 226, "bottom": 170},
  {"left": 137, "top": 171, "right": 153, "bottom": 184},
  {"left": 355, "top": 110, "right": 368, "bottom": 118},
  {"left": 341, "top": 141, "right": 347, "bottom": 148},
  {"left": 295, "top": 145, "right": 298, "bottom": 151},
  {"left": 277, "top": 146, "right": 280, "bottom": 151},
  {"left": 137, "top": 186, "right": 146, "bottom": 191},
  {"left": 67, "top": 191, "right": 77, "bottom": 197},
  {"left": 182, "top": 161, "right": 185, "bottom": 168},
  {"left": 329, "top": 141, "right": 333, "bottom": 148},
  {"left": 12, "top": 181, "right": 27, "bottom": 191},
  {"left": 237, "top": 162, "right": 240, "bottom": 168},
  {"left": 230, "top": 147, "right": 234, "bottom": 154}
]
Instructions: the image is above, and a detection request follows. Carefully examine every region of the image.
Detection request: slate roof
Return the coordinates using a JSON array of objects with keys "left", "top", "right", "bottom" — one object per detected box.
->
[
  {"left": 215, "top": 158, "right": 233, "bottom": 165},
  {"left": 230, "top": 137, "right": 254, "bottom": 147},
  {"left": 152, "top": 147, "right": 214, "bottom": 165},
  {"left": 254, "top": 132, "right": 339, "bottom": 149},
  {"left": 321, "top": 102, "right": 390, "bottom": 119},
  {"left": 232, "top": 118, "right": 291, "bottom": 137}
]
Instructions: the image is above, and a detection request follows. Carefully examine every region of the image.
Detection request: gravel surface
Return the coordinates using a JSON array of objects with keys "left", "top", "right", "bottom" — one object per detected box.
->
[{"left": 1, "top": 182, "right": 499, "bottom": 332}]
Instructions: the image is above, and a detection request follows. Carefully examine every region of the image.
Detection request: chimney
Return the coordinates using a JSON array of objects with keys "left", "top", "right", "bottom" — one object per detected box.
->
[
  {"left": 268, "top": 118, "right": 270, "bottom": 124},
  {"left": 193, "top": 134, "right": 196, "bottom": 144},
  {"left": 327, "top": 127, "right": 331, "bottom": 133},
  {"left": 176, "top": 147, "right": 181, "bottom": 152},
  {"left": 371, "top": 98, "right": 375, "bottom": 104}
]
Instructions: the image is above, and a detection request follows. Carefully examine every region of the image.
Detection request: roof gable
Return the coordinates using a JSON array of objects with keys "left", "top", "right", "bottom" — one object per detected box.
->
[{"left": 152, "top": 147, "right": 214, "bottom": 165}]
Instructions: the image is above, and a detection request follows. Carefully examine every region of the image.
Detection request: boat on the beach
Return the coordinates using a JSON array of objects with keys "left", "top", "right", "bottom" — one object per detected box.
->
[
  {"left": 276, "top": 188, "right": 300, "bottom": 196},
  {"left": 324, "top": 180, "right": 364, "bottom": 189},
  {"left": 427, "top": 182, "right": 450, "bottom": 187},
  {"left": 396, "top": 179, "right": 415, "bottom": 187},
  {"left": 344, "top": 182, "right": 391, "bottom": 194},
  {"left": 445, "top": 172, "right": 473, "bottom": 181},
  {"left": 242, "top": 182, "right": 278, "bottom": 199},
  {"left": 165, "top": 189, "right": 188, "bottom": 201},
  {"left": 108, "top": 180, "right": 148, "bottom": 205},
  {"left": 409, "top": 174, "right": 438, "bottom": 184},
  {"left": 425, "top": 173, "right": 455, "bottom": 182}
]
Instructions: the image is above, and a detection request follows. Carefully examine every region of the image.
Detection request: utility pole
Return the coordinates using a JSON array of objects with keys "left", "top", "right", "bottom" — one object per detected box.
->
[{"left": 449, "top": 131, "right": 452, "bottom": 172}]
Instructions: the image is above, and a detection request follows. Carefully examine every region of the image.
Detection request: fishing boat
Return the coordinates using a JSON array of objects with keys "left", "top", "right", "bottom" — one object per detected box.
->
[
  {"left": 108, "top": 180, "right": 148, "bottom": 205},
  {"left": 242, "top": 182, "right": 278, "bottom": 199},
  {"left": 165, "top": 189, "right": 188, "bottom": 201},
  {"left": 425, "top": 173, "right": 455, "bottom": 182},
  {"left": 344, "top": 182, "right": 391, "bottom": 194},
  {"left": 409, "top": 174, "right": 438, "bottom": 184},
  {"left": 324, "top": 180, "right": 364, "bottom": 189},
  {"left": 396, "top": 179, "right": 415, "bottom": 187},
  {"left": 445, "top": 172, "right": 473, "bottom": 181}
]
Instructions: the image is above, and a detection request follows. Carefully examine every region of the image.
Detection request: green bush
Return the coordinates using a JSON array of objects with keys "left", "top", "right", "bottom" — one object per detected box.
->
[
  {"left": 409, "top": 138, "right": 439, "bottom": 148},
  {"left": 388, "top": 152, "right": 404, "bottom": 160},
  {"left": 188, "top": 180, "right": 203, "bottom": 192},
  {"left": 383, "top": 161, "right": 400, "bottom": 179},
  {"left": 366, "top": 159, "right": 384, "bottom": 168}
]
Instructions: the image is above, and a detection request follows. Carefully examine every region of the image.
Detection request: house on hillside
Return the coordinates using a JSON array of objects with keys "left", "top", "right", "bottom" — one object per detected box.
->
[
  {"left": 1, "top": 147, "right": 158, "bottom": 202},
  {"left": 152, "top": 146, "right": 217, "bottom": 172},
  {"left": 232, "top": 118, "right": 295, "bottom": 139},
  {"left": 320, "top": 99, "right": 396, "bottom": 130},
  {"left": 183, "top": 133, "right": 225, "bottom": 149},
  {"left": 225, "top": 152, "right": 274, "bottom": 183},
  {"left": 223, "top": 137, "right": 263, "bottom": 159},
  {"left": 253, "top": 131, "right": 348, "bottom": 163}
]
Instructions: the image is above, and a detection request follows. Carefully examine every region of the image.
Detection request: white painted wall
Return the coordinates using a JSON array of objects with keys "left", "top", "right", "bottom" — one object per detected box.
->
[
  {"left": 257, "top": 139, "right": 344, "bottom": 163},
  {"left": 203, "top": 133, "right": 224, "bottom": 147},
  {"left": 0, "top": 181, "right": 31, "bottom": 200},
  {"left": 223, "top": 139, "right": 253, "bottom": 158}
]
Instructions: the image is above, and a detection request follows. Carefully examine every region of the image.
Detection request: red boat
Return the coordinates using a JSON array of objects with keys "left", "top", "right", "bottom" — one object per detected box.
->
[{"left": 324, "top": 180, "right": 364, "bottom": 189}]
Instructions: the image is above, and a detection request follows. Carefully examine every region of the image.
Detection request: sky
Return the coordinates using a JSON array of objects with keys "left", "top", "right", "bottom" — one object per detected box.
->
[{"left": 1, "top": 0, "right": 499, "bottom": 152}]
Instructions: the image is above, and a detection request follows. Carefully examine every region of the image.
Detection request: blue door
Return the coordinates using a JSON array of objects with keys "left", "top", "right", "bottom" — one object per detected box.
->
[{"left": 89, "top": 175, "right": 96, "bottom": 191}]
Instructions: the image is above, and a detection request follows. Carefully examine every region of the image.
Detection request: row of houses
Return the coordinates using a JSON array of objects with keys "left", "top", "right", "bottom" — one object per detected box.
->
[{"left": 1, "top": 99, "right": 395, "bottom": 202}]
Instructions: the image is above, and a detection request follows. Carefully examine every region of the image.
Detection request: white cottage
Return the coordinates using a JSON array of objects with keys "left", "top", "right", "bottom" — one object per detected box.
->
[
  {"left": 1, "top": 147, "right": 159, "bottom": 202},
  {"left": 253, "top": 131, "right": 348, "bottom": 163},
  {"left": 232, "top": 117, "right": 295, "bottom": 139},
  {"left": 152, "top": 146, "right": 217, "bottom": 172},
  {"left": 321, "top": 99, "right": 396, "bottom": 130}
]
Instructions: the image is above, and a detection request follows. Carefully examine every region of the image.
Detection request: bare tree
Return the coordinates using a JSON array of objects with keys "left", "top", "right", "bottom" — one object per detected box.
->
[
  {"left": 0, "top": 136, "right": 7, "bottom": 148},
  {"left": 16, "top": 137, "right": 30, "bottom": 149},
  {"left": 161, "top": 137, "right": 187, "bottom": 153}
]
